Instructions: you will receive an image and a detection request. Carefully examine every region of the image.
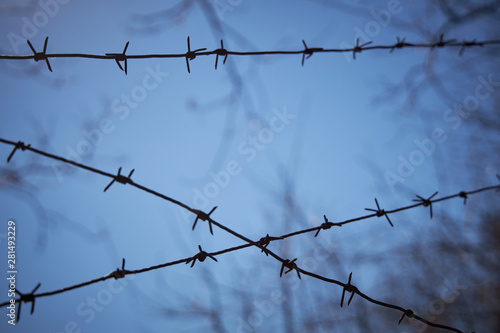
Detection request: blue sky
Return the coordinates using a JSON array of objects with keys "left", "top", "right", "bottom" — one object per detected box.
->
[{"left": 0, "top": 1, "right": 499, "bottom": 332}]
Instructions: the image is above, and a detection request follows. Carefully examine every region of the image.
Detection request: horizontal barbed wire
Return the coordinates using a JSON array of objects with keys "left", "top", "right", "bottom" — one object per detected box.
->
[
  {"left": 1, "top": 137, "right": 497, "bottom": 332},
  {"left": 0, "top": 35, "right": 499, "bottom": 74}
]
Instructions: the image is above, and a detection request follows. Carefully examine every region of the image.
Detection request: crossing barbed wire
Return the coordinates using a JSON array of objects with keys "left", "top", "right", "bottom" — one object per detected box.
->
[
  {"left": 0, "top": 35, "right": 499, "bottom": 74},
  {"left": 1, "top": 138, "right": 498, "bottom": 332}
]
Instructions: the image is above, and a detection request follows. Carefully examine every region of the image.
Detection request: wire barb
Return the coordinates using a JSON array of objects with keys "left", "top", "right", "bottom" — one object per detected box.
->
[
  {"left": 26, "top": 36, "right": 52, "bottom": 72},
  {"left": 352, "top": 38, "right": 372, "bottom": 60},
  {"left": 340, "top": 272, "right": 356, "bottom": 307},
  {"left": 301, "top": 40, "right": 323, "bottom": 66},
  {"left": 315, "top": 215, "right": 342, "bottom": 237},
  {"left": 185, "top": 36, "right": 207, "bottom": 73},
  {"left": 109, "top": 258, "right": 128, "bottom": 280},
  {"left": 14, "top": 283, "right": 41, "bottom": 322},
  {"left": 458, "top": 191, "right": 468, "bottom": 205},
  {"left": 398, "top": 309, "right": 414, "bottom": 324},
  {"left": 214, "top": 39, "right": 228, "bottom": 70},
  {"left": 433, "top": 33, "right": 456, "bottom": 48},
  {"left": 6, "top": 141, "right": 31, "bottom": 162},
  {"left": 186, "top": 245, "right": 217, "bottom": 267},
  {"left": 103, "top": 167, "right": 135, "bottom": 192},
  {"left": 459, "top": 39, "right": 482, "bottom": 56},
  {"left": 412, "top": 191, "right": 438, "bottom": 218},
  {"left": 192, "top": 206, "right": 217, "bottom": 235},
  {"left": 390, "top": 37, "right": 407, "bottom": 53},
  {"left": 257, "top": 234, "right": 282, "bottom": 255},
  {"left": 280, "top": 258, "right": 301, "bottom": 279},
  {"left": 365, "top": 198, "right": 393, "bottom": 227},
  {"left": 106, "top": 41, "right": 130, "bottom": 74}
]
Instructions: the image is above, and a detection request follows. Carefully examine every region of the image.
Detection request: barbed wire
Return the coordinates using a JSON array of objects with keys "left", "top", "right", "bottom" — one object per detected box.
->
[
  {"left": 0, "top": 35, "right": 499, "bottom": 74},
  {"left": 1, "top": 138, "right": 498, "bottom": 331}
]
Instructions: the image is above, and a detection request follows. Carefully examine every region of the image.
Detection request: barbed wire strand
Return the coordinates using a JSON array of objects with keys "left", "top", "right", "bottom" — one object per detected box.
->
[
  {"left": 0, "top": 35, "right": 498, "bottom": 74},
  {"left": 1, "top": 138, "right": 496, "bottom": 332}
]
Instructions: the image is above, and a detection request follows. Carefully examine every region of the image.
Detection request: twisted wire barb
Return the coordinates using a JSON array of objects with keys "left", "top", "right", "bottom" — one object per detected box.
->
[
  {"left": 1, "top": 35, "right": 498, "bottom": 73},
  {"left": 365, "top": 198, "right": 393, "bottom": 227},
  {"left": 14, "top": 283, "right": 41, "bottom": 322},
  {"left": 413, "top": 191, "right": 439, "bottom": 218},
  {"left": 1, "top": 137, "right": 496, "bottom": 332},
  {"left": 26, "top": 36, "right": 52, "bottom": 72},
  {"left": 105, "top": 41, "right": 129, "bottom": 74}
]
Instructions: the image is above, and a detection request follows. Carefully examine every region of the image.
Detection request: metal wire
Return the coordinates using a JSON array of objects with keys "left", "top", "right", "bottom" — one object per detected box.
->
[
  {"left": 0, "top": 35, "right": 498, "bottom": 74},
  {"left": 1, "top": 138, "right": 498, "bottom": 332}
]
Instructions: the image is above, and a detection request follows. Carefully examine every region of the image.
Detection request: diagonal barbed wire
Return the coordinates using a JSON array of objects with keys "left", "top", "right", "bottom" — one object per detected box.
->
[
  {"left": 1, "top": 138, "right": 498, "bottom": 332},
  {"left": 0, "top": 35, "right": 499, "bottom": 74}
]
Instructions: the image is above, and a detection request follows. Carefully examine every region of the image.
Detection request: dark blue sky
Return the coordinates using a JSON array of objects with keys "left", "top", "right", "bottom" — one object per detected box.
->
[{"left": 1, "top": 1, "right": 499, "bottom": 332}]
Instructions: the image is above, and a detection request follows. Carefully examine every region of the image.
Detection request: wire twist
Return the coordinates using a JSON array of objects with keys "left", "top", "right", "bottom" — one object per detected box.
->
[
  {"left": 365, "top": 198, "right": 393, "bottom": 227},
  {"left": 108, "top": 258, "right": 129, "bottom": 280},
  {"left": 106, "top": 41, "right": 130, "bottom": 74},
  {"left": 26, "top": 37, "right": 52, "bottom": 72},
  {"left": 192, "top": 206, "right": 217, "bottom": 235},
  {"left": 6, "top": 141, "right": 31, "bottom": 162},
  {"left": 103, "top": 167, "right": 135, "bottom": 192},
  {"left": 186, "top": 245, "right": 218, "bottom": 267},
  {"left": 280, "top": 258, "right": 301, "bottom": 279},
  {"left": 413, "top": 191, "right": 439, "bottom": 218},
  {"left": 14, "top": 283, "right": 41, "bottom": 322},
  {"left": 185, "top": 36, "right": 207, "bottom": 73},
  {"left": 314, "top": 214, "right": 342, "bottom": 237}
]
